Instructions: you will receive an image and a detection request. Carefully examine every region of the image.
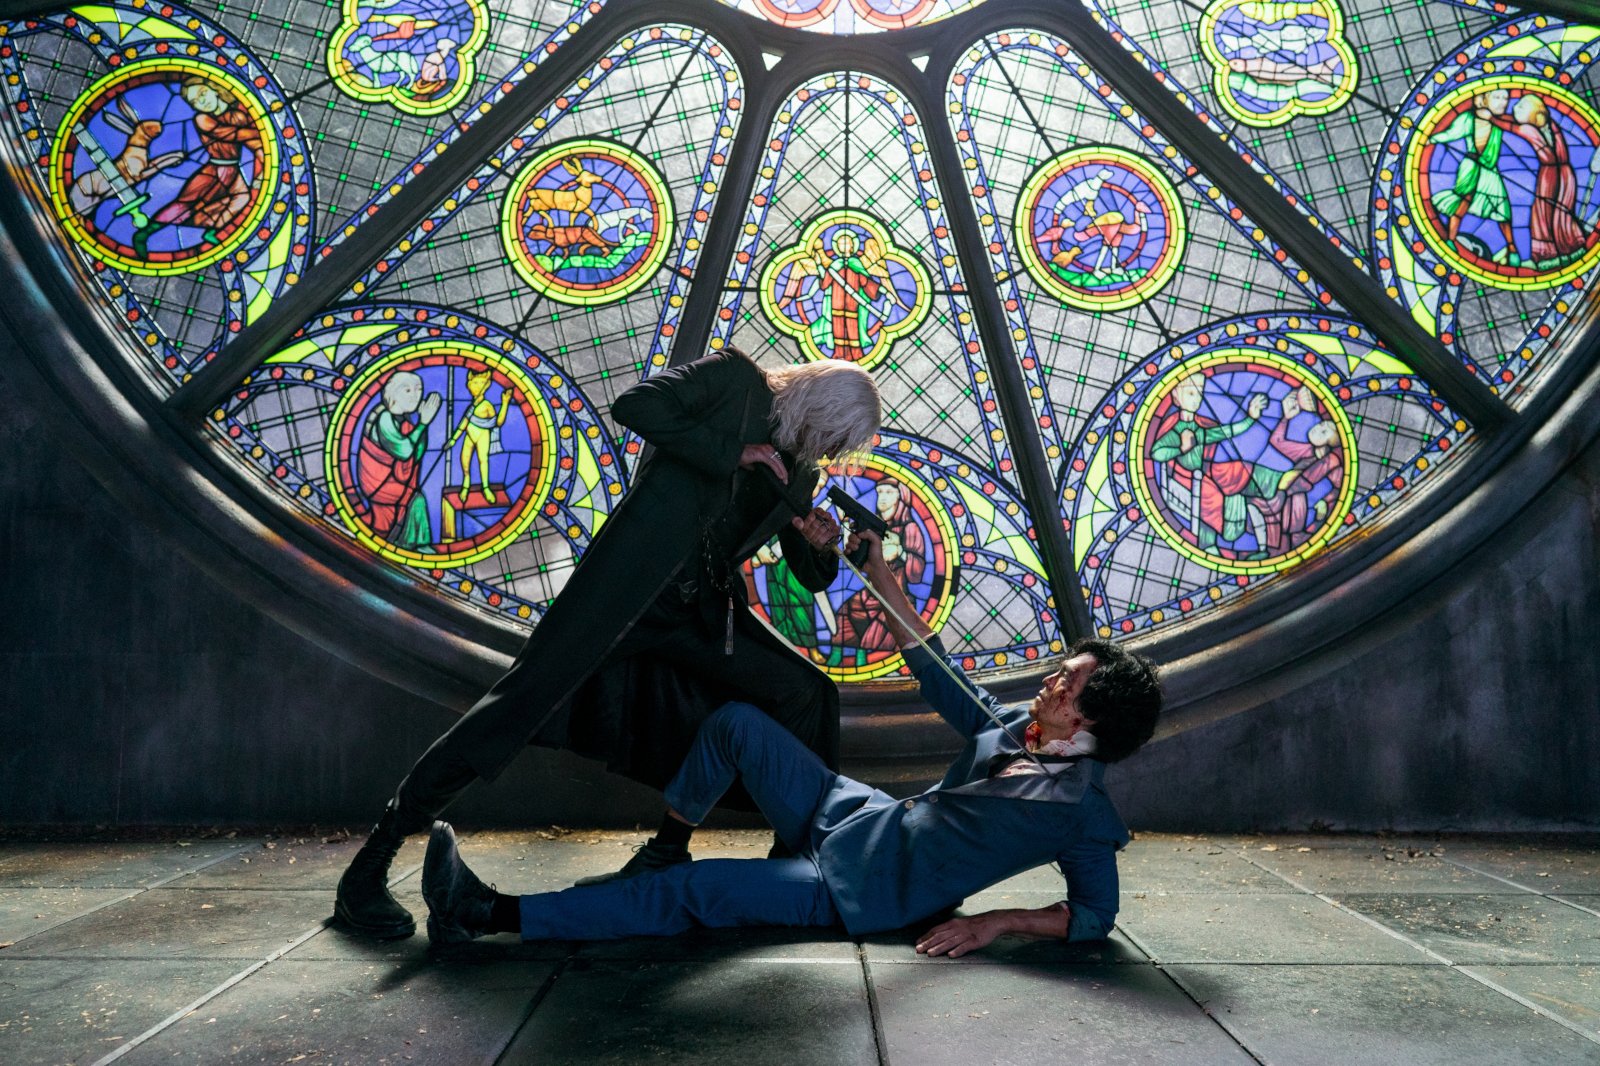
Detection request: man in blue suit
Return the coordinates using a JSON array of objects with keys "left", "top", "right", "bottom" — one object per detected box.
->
[{"left": 422, "top": 529, "right": 1162, "bottom": 956}]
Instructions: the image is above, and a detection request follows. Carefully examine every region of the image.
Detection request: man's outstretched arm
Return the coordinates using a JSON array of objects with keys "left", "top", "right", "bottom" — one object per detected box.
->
[{"left": 847, "top": 531, "right": 1006, "bottom": 738}]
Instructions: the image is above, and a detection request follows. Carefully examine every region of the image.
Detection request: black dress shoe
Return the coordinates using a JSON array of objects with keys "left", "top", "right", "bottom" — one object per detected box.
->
[
  {"left": 423, "top": 821, "right": 497, "bottom": 945},
  {"left": 573, "top": 837, "right": 691, "bottom": 887}
]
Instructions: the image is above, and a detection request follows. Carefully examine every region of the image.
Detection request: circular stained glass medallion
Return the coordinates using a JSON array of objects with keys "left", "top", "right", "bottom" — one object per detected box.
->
[
  {"left": 1015, "top": 145, "right": 1186, "bottom": 311},
  {"left": 501, "top": 138, "right": 676, "bottom": 306}
]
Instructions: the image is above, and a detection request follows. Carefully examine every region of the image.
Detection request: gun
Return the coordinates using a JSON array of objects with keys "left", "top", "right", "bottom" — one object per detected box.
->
[
  {"left": 753, "top": 465, "right": 885, "bottom": 566},
  {"left": 825, "top": 486, "right": 888, "bottom": 567}
]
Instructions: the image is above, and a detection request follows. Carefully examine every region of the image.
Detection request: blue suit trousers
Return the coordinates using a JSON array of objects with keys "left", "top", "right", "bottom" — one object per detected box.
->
[{"left": 519, "top": 704, "right": 843, "bottom": 940}]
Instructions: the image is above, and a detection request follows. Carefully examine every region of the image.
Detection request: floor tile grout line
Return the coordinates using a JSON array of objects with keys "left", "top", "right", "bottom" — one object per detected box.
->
[
  {"left": 1233, "top": 852, "right": 1460, "bottom": 963},
  {"left": 1114, "top": 924, "right": 1267, "bottom": 1065},
  {"left": 141, "top": 845, "right": 261, "bottom": 888},
  {"left": 85, "top": 857, "right": 425, "bottom": 1066},
  {"left": 856, "top": 942, "right": 890, "bottom": 1066},
  {"left": 1234, "top": 852, "right": 1600, "bottom": 1048},
  {"left": 1548, "top": 896, "right": 1600, "bottom": 919},
  {"left": 490, "top": 957, "right": 570, "bottom": 1066},
  {"left": 1452, "top": 966, "right": 1600, "bottom": 1046},
  {"left": 1437, "top": 858, "right": 1600, "bottom": 919},
  {"left": 1436, "top": 857, "right": 1543, "bottom": 891},
  {"left": 0, "top": 844, "right": 255, "bottom": 951},
  {"left": 87, "top": 918, "right": 332, "bottom": 1066}
]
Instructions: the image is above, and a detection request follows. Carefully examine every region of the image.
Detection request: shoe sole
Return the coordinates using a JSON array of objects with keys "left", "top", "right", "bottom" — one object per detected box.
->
[{"left": 332, "top": 899, "right": 416, "bottom": 940}]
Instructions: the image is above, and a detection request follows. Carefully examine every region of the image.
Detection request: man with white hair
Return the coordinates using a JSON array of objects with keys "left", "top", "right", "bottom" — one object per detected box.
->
[{"left": 335, "top": 347, "right": 881, "bottom": 938}]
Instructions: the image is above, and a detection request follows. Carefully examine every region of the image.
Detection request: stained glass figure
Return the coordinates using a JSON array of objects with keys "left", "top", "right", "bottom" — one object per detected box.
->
[
  {"left": 1063, "top": 313, "right": 1466, "bottom": 635},
  {"left": 221, "top": 303, "right": 623, "bottom": 622},
  {"left": 1015, "top": 146, "right": 1187, "bottom": 311},
  {"left": 759, "top": 210, "right": 931, "bottom": 367},
  {"left": 1198, "top": 0, "right": 1358, "bottom": 127},
  {"left": 501, "top": 139, "right": 676, "bottom": 306},
  {"left": 328, "top": 0, "right": 489, "bottom": 116},
  {"left": 324, "top": 342, "right": 555, "bottom": 567},
  {"left": 48, "top": 62, "right": 279, "bottom": 275},
  {"left": 1132, "top": 354, "right": 1356, "bottom": 573}
]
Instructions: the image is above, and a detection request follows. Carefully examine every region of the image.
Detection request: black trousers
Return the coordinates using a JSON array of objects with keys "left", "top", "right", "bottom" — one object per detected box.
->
[{"left": 388, "top": 588, "right": 839, "bottom": 832}]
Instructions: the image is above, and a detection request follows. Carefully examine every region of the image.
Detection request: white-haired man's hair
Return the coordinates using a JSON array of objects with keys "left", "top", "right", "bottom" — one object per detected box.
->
[{"left": 765, "top": 358, "right": 881, "bottom": 468}]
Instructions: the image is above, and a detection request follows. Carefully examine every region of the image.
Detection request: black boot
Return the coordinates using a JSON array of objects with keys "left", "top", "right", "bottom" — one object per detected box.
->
[{"left": 334, "top": 804, "right": 417, "bottom": 938}]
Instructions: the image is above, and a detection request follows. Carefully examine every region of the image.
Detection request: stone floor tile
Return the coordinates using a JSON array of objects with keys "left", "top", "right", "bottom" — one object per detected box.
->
[
  {"left": 1463, "top": 963, "right": 1600, "bottom": 1036},
  {"left": 870, "top": 958, "right": 1253, "bottom": 1064},
  {"left": 1169, "top": 963, "right": 1600, "bottom": 1065},
  {"left": 180, "top": 835, "right": 425, "bottom": 890},
  {"left": 1334, "top": 894, "right": 1600, "bottom": 964},
  {"left": 0, "top": 841, "right": 247, "bottom": 889},
  {"left": 1245, "top": 845, "right": 1516, "bottom": 894},
  {"left": 113, "top": 959, "right": 554, "bottom": 1065},
  {"left": 1116, "top": 893, "right": 1433, "bottom": 963},
  {"left": 1118, "top": 837, "right": 1299, "bottom": 894},
  {"left": 1443, "top": 843, "right": 1600, "bottom": 895},
  {"left": 1225, "top": 834, "right": 1451, "bottom": 854},
  {"left": 0, "top": 887, "right": 135, "bottom": 948},
  {"left": 0, "top": 958, "right": 240, "bottom": 1066},
  {"left": 499, "top": 958, "right": 877, "bottom": 1064},
  {"left": 8, "top": 888, "right": 329, "bottom": 960}
]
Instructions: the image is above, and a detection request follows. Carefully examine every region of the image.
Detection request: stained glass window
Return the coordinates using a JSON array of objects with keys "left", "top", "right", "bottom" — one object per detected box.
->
[
  {"left": 1088, "top": 0, "right": 1600, "bottom": 402},
  {"left": 1, "top": 0, "right": 1595, "bottom": 696},
  {"left": 713, "top": 0, "right": 980, "bottom": 34},
  {"left": 951, "top": 28, "right": 1468, "bottom": 636},
  {"left": 215, "top": 23, "right": 745, "bottom": 624},
  {"left": 715, "top": 71, "right": 1060, "bottom": 677}
]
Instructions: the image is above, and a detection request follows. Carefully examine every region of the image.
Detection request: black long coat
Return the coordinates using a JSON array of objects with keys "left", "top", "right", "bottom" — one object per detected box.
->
[{"left": 439, "top": 350, "right": 839, "bottom": 791}]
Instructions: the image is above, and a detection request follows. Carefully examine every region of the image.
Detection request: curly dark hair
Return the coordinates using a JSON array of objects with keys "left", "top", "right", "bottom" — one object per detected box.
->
[{"left": 1069, "top": 638, "right": 1162, "bottom": 762}]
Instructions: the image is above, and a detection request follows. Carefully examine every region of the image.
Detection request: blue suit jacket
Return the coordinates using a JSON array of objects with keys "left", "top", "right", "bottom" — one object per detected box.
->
[{"left": 813, "top": 638, "right": 1130, "bottom": 939}]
